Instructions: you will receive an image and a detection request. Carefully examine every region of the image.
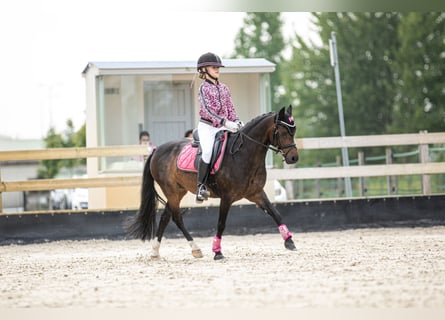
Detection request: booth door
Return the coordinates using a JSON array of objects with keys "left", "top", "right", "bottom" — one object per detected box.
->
[{"left": 144, "top": 81, "right": 193, "bottom": 146}]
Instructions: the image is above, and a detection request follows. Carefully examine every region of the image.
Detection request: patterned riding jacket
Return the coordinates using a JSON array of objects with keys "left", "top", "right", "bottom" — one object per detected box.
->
[{"left": 198, "top": 79, "right": 238, "bottom": 128}]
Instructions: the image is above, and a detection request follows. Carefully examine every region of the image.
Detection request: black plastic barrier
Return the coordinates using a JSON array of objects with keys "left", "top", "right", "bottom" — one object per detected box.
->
[{"left": 1, "top": 195, "right": 444, "bottom": 245}]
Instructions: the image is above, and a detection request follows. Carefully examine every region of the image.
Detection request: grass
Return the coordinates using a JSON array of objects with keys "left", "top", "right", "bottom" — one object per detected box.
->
[{"left": 286, "top": 173, "right": 445, "bottom": 200}]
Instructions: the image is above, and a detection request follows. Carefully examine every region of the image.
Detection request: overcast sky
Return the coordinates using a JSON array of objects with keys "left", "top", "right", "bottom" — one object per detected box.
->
[{"left": 0, "top": 1, "right": 316, "bottom": 140}]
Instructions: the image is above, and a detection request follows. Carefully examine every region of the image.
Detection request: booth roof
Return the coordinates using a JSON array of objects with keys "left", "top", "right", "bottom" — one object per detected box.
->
[{"left": 82, "top": 58, "right": 275, "bottom": 76}]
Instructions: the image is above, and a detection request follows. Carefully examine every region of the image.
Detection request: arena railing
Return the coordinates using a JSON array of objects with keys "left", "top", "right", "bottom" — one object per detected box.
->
[{"left": 1, "top": 132, "right": 445, "bottom": 213}]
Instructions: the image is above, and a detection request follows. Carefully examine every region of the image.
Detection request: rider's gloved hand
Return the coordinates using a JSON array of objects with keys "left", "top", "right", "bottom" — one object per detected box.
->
[{"left": 224, "top": 119, "right": 240, "bottom": 133}]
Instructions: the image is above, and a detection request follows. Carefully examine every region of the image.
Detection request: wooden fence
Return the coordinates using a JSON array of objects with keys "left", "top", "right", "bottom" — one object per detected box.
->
[
  {"left": 1, "top": 132, "right": 445, "bottom": 213},
  {"left": 271, "top": 132, "right": 445, "bottom": 188}
]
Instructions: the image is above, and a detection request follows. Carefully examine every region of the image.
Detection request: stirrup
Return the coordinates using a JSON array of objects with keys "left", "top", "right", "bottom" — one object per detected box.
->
[{"left": 196, "top": 185, "right": 209, "bottom": 203}]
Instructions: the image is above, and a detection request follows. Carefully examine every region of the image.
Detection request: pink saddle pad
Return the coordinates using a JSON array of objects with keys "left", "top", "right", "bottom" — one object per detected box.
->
[{"left": 177, "top": 134, "right": 227, "bottom": 174}]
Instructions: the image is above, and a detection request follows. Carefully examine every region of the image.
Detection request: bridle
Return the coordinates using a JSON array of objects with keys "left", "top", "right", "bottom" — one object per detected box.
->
[{"left": 230, "top": 113, "right": 297, "bottom": 159}]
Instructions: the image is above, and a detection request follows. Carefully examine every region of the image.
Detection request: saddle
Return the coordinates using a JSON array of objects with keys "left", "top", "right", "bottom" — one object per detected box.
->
[{"left": 177, "top": 130, "right": 228, "bottom": 174}]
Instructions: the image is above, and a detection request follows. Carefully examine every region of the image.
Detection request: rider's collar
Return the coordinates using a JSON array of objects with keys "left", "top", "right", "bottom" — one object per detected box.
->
[{"left": 205, "top": 78, "right": 219, "bottom": 85}]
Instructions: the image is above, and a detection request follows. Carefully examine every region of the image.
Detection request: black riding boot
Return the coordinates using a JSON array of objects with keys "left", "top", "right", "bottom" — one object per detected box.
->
[{"left": 196, "top": 160, "right": 210, "bottom": 204}]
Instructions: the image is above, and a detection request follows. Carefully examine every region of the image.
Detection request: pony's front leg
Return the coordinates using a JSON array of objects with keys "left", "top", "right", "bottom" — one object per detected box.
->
[
  {"left": 278, "top": 224, "right": 296, "bottom": 251},
  {"left": 249, "top": 191, "right": 296, "bottom": 251},
  {"left": 212, "top": 235, "right": 223, "bottom": 260}
]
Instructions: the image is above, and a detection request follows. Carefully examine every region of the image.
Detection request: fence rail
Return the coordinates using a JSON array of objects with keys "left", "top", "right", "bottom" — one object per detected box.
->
[
  {"left": 0, "top": 176, "right": 142, "bottom": 192},
  {"left": 1, "top": 132, "right": 445, "bottom": 213},
  {"left": 268, "top": 162, "right": 445, "bottom": 180},
  {"left": 0, "top": 145, "right": 148, "bottom": 161},
  {"left": 296, "top": 132, "right": 445, "bottom": 149}
]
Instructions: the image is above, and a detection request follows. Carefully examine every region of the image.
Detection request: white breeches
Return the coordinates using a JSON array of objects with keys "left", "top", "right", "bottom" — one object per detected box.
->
[{"left": 197, "top": 122, "right": 224, "bottom": 164}]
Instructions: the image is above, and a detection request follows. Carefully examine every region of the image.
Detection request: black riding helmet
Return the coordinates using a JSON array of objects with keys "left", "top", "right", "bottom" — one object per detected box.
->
[{"left": 197, "top": 52, "right": 224, "bottom": 71}]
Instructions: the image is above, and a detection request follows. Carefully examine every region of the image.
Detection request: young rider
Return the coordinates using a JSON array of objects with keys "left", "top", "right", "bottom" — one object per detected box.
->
[{"left": 195, "top": 52, "right": 243, "bottom": 204}]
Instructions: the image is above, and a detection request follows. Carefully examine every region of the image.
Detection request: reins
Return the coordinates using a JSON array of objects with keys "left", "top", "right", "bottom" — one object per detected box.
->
[{"left": 229, "top": 113, "right": 296, "bottom": 158}]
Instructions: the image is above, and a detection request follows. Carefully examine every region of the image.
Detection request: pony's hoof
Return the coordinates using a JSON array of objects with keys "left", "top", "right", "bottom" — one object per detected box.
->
[
  {"left": 284, "top": 238, "right": 297, "bottom": 251},
  {"left": 214, "top": 252, "right": 225, "bottom": 260},
  {"left": 150, "top": 254, "right": 161, "bottom": 259},
  {"left": 192, "top": 249, "right": 203, "bottom": 258}
]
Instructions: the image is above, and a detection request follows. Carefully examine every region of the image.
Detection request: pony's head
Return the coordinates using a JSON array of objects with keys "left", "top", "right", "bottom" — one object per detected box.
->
[{"left": 274, "top": 105, "right": 299, "bottom": 164}]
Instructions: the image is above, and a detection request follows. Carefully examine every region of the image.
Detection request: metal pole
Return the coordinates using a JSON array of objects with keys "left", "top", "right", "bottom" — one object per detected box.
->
[{"left": 329, "top": 32, "right": 352, "bottom": 197}]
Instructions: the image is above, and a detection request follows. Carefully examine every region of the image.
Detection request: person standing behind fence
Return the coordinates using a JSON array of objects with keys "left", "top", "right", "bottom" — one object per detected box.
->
[
  {"left": 139, "top": 131, "right": 155, "bottom": 161},
  {"left": 184, "top": 129, "right": 193, "bottom": 139}
]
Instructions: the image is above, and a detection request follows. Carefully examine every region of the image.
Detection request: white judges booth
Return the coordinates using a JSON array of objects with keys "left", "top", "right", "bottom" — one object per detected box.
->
[{"left": 82, "top": 59, "right": 276, "bottom": 209}]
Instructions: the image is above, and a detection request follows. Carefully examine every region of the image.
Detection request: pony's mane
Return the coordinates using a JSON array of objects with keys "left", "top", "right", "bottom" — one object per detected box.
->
[{"left": 243, "top": 111, "right": 276, "bottom": 130}]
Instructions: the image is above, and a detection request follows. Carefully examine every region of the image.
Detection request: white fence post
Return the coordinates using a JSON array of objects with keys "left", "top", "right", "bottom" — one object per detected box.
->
[
  {"left": 358, "top": 151, "right": 365, "bottom": 196},
  {"left": 386, "top": 148, "right": 397, "bottom": 195},
  {"left": 419, "top": 130, "right": 432, "bottom": 195},
  {"left": 283, "top": 162, "right": 295, "bottom": 200},
  {"left": 336, "top": 155, "right": 343, "bottom": 197}
]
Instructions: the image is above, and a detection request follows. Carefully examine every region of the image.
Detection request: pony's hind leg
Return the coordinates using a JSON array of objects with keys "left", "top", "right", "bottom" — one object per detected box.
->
[
  {"left": 210, "top": 198, "right": 233, "bottom": 260},
  {"left": 151, "top": 207, "right": 172, "bottom": 258},
  {"left": 171, "top": 208, "right": 203, "bottom": 258}
]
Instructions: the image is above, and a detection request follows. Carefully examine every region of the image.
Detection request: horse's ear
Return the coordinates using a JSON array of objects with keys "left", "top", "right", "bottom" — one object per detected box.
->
[
  {"left": 287, "top": 105, "right": 293, "bottom": 116},
  {"left": 278, "top": 106, "right": 286, "bottom": 119}
]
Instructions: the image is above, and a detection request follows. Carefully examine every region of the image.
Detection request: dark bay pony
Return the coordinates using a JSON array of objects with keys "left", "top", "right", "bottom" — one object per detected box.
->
[{"left": 127, "top": 105, "right": 299, "bottom": 260}]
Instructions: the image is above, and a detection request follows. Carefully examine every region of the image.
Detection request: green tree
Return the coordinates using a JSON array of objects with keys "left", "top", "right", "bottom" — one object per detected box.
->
[
  {"left": 283, "top": 13, "right": 401, "bottom": 138},
  {"left": 37, "top": 120, "right": 86, "bottom": 179},
  {"left": 230, "top": 12, "right": 286, "bottom": 109},
  {"left": 37, "top": 128, "right": 65, "bottom": 179},
  {"left": 391, "top": 12, "right": 445, "bottom": 133},
  {"left": 283, "top": 12, "right": 445, "bottom": 139},
  {"left": 330, "top": 13, "right": 400, "bottom": 136},
  {"left": 281, "top": 13, "right": 403, "bottom": 166},
  {"left": 281, "top": 30, "right": 335, "bottom": 139}
]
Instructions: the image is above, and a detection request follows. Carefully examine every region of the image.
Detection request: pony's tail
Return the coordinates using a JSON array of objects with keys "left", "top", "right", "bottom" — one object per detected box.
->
[{"left": 125, "top": 154, "right": 158, "bottom": 241}]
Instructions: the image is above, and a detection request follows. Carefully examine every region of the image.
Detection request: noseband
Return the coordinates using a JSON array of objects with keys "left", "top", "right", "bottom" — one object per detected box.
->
[
  {"left": 232, "top": 113, "right": 296, "bottom": 159},
  {"left": 271, "top": 114, "right": 297, "bottom": 157}
]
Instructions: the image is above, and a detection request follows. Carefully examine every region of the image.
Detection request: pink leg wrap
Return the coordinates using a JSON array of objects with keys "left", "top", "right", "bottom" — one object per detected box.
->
[
  {"left": 212, "top": 235, "right": 222, "bottom": 253},
  {"left": 278, "top": 224, "right": 292, "bottom": 240}
]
